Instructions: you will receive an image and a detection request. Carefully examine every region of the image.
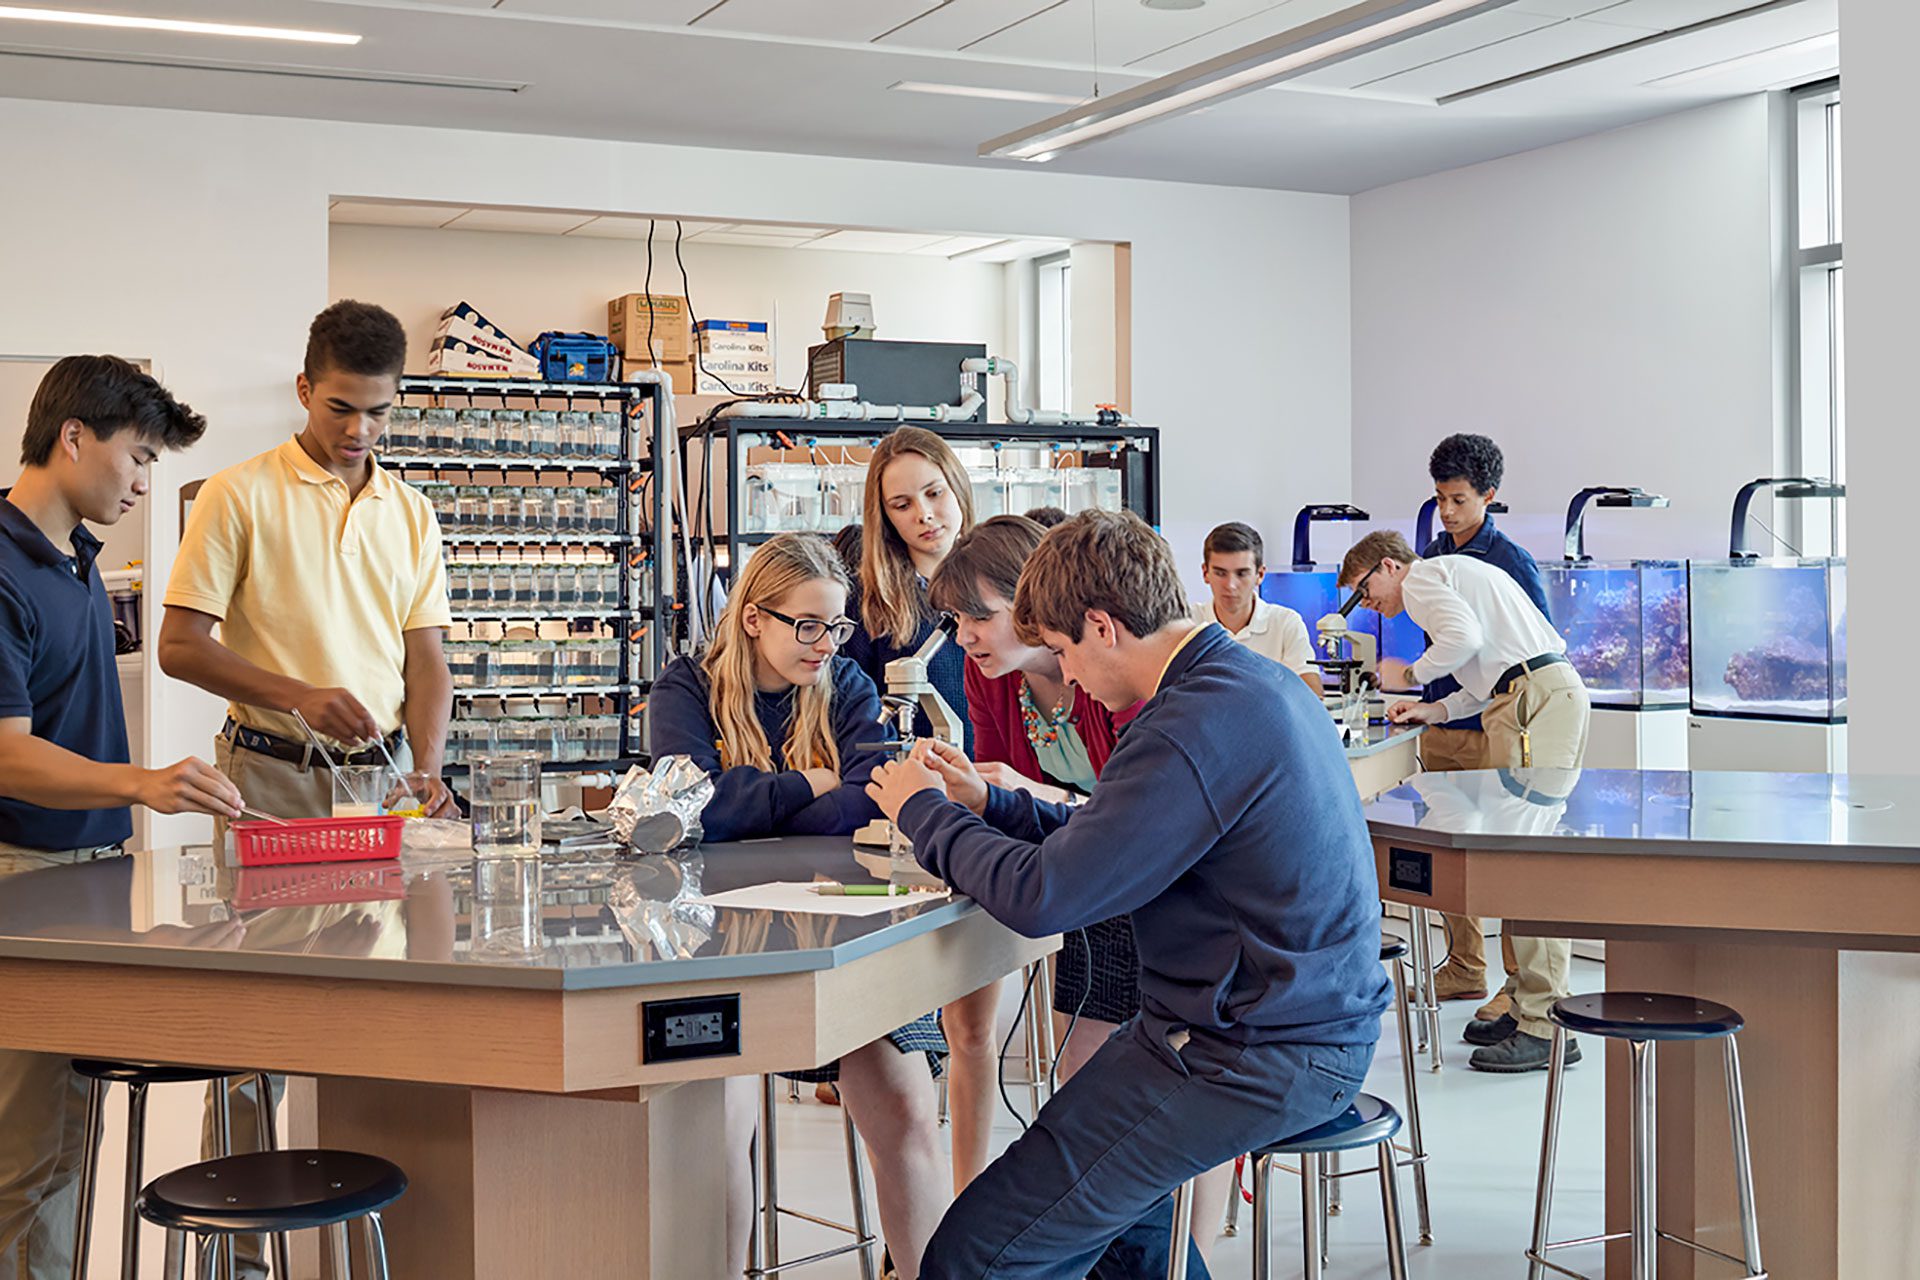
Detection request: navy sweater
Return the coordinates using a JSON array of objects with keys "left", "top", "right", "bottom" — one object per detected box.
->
[
  {"left": 1419, "top": 514, "right": 1550, "bottom": 732},
  {"left": 843, "top": 579, "right": 973, "bottom": 757},
  {"left": 650, "top": 655, "right": 892, "bottom": 843},
  {"left": 899, "top": 625, "right": 1392, "bottom": 1046}
]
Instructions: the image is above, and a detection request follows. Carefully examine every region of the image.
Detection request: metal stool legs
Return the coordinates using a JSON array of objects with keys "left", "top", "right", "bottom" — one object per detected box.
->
[
  {"left": 1166, "top": 1179, "right": 1194, "bottom": 1280},
  {"left": 161, "top": 1213, "right": 387, "bottom": 1280},
  {"left": 1526, "top": 1025, "right": 1766, "bottom": 1280},
  {"left": 1403, "top": 909, "right": 1443, "bottom": 1071},
  {"left": 1021, "top": 961, "right": 1056, "bottom": 1117},
  {"left": 749, "top": 1075, "right": 879, "bottom": 1278},
  {"left": 1249, "top": 1138, "right": 1409, "bottom": 1280},
  {"left": 1389, "top": 954, "right": 1434, "bottom": 1243}
]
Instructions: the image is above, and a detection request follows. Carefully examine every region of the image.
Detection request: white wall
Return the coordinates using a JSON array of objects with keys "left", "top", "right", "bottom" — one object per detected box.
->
[
  {"left": 0, "top": 95, "right": 1349, "bottom": 841},
  {"left": 1839, "top": 0, "right": 1914, "bottom": 772},
  {"left": 1350, "top": 97, "right": 1778, "bottom": 563},
  {"left": 328, "top": 224, "right": 1009, "bottom": 399}
]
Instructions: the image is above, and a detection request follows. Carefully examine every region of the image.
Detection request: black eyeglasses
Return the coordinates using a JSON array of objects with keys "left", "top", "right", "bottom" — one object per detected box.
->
[
  {"left": 1340, "top": 565, "right": 1381, "bottom": 616},
  {"left": 762, "top": 608, "right": 858, "bottom": 647}
]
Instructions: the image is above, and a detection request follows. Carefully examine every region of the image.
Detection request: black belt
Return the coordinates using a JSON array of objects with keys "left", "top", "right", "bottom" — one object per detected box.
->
[
  {"left": 1492, "top": 653, "right": 1570, "bottom": 697},
  {"left": 223, "top": 718, "right": 402, "bottom": 768}
]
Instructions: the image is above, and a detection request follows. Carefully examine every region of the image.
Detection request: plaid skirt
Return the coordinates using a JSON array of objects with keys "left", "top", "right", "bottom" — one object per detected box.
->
[
  {"left": 779, "top": 1011, "right": 947, "bottom": 1084},
  {"left": 1053, "top": 914, "right": 1141, "bottom": 1025}
]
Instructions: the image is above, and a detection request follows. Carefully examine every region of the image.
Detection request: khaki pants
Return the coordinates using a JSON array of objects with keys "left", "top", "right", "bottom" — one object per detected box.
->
[
  {"left": 0, "top": 845, "right": 122, "bottom": 1280},
  {"left": 1482, "top": 663, "right": 1590, "bottom": 1036},
  {"left": 1415, "top": 727, "right": 1518, "bottom": 985}
]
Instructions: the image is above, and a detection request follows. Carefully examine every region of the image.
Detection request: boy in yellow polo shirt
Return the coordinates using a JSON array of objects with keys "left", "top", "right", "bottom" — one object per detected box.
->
[
  {"left": 158, "top": 301, "right": 453, "bottom": 1280},
  {"left": 160, "top": 300, "right": 454, "bottom": 822}
]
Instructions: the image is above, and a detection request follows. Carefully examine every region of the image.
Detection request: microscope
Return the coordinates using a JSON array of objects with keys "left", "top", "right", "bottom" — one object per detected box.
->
[
  {"left": 1315, "top": 594, "right": 1379, "bottom": 744},
  {"left": 853, "top": 617, "right": 961, "bottom": 886}
]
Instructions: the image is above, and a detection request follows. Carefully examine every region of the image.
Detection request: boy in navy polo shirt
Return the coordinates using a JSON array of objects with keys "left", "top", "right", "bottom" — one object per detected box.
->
[
  {"left": 0, "top": 355, "right": 240, "bottom": 1280},
  {"left": 869, "top": 511, "right": 1390, "bottom": 1278}
]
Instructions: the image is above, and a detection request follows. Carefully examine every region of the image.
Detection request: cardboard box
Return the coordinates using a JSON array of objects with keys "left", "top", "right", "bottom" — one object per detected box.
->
[
  {"left": 434, "top": 302, "right": 539, "bottom": 371},
  {"left": 608, "top": 294, "right": 690, "bottom": 363},
  {"left": 693, "top": 320, "right": 774, "bottom": 395},
  {"left": 628, "top": 361, "right": 694, "bottom": 397},
  {"left": 427, "top": 334, "right": 538, "bottom": 378}
]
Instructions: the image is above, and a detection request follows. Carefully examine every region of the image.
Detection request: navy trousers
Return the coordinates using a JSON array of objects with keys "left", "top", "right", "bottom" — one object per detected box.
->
[{"left": 921, "top": 1019, "right": 1376, "bottom": 1279}]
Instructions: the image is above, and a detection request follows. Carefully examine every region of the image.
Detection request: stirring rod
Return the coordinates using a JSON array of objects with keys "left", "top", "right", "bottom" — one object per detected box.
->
[{"left": 288, "top": 708, "right": 341, "bottom": 773}]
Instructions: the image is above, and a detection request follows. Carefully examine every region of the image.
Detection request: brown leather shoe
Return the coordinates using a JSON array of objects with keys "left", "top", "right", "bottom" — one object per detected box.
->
[
  {"left": 1432, "top": 962, "right": 1489, "bottom": 1002},
  {"left": 1476, "top": 989, "right": 1514, "bottom": 1022}
]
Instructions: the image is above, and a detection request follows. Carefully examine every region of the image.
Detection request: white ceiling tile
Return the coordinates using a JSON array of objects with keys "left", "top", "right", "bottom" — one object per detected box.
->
[
  {"left": 963, "top": 0, "right": 1296, "bottom": 68},
  {"left": 1506, "top": 0, "right": 1648, "bottom": 20},
  {"left": 796, "top": 229, "right": 953, "bottom": 253},
  {"left": 874, "top": 1, "right": 1071, "bottom": 50},
  {"left": 564, "top": 215, "right": 732, "bottom": 238},
  {"left": 1364, "top": 16, "right": 1644, "bottom": 97},
  {"left": 440, "top": 208, "right": 600, "bottom": 234},
  {"left": 496, "top": 1, "right": 717, "bottom": 22},
  {"left": 1289, "top": 8, "right": 1562, "bottom": 90},
  {"left": 954, "top": 236, "right": 1074, "bottom": 263},
  {"left": 909, "top": 235, "right": 1016, "bottom": 257},
  {"left": 1581, "top": 0, "right": 1780, "bottom": 30},
  {"left": 694, "top": 229, "right": 829, "bottom": 247},
  {"left": 718, "top": 221, "right": 833, "bottom": 237},
  {"left": 329, "top": 200, "right": 465, "bottom": 228},
  {"left": 692, "top": 0, "right": 944, "bottom": 43}
]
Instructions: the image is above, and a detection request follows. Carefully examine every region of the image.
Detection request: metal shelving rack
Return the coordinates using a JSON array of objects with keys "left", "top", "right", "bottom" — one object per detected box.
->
[
  {"left": 677, "top": 417, "right": 1161, "bottom": 630},
  {"left": 391, "top": 375, "right": 669, "bottom": 777}
]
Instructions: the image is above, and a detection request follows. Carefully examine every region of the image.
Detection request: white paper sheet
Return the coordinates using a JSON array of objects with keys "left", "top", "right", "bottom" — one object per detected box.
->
[{"left": 693, "top": 882, "right": 949, "bottom": 917}]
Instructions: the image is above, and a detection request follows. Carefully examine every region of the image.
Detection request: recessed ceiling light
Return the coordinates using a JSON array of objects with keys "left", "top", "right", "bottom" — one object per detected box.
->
[
  {"left": 889, "top": 81, "right": 1086, "bottom": 107},
  {"left": 0, "top": 5, "right": 360, "bottom": 45},
  {"left": 1142, "top": 0, "right": 1207, "bottom": 9}
]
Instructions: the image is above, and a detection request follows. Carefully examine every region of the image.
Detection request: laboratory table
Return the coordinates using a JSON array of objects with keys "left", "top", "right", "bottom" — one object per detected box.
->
[
  {"left": 1366, "top": 768, "right": 1920, "bottom": 1280},
  {"left": 0, "top": 837, "right": 1052, "bottom": 1278}
]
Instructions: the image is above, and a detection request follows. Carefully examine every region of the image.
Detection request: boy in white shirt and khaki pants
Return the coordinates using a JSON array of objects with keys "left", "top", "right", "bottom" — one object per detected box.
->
[{"left": 1339, "top": 530, "right": 1590, "bottom": 1073}]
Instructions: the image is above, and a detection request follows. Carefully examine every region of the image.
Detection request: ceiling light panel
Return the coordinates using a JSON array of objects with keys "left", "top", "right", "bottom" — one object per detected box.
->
[
  {"left": 689, "top": 0, "right": 946, "bottom": 42},
  {"left": 329, "top": 201, "right": 466, "bottom": 228},
  {"left": 889, "top": 80, "right": 1088, "bottom": 106},
  {"left": 498, "top": 1, "right": 715, "bottom": 20},
  {"left": 0, "top": 4, "right": 360, "bottom": 43},
  {"left": 1126, "top": 0, "right": 1358, "bottom": 71},
  {"left": 441, "top": 208, "right": 601, "bottom": 234}
]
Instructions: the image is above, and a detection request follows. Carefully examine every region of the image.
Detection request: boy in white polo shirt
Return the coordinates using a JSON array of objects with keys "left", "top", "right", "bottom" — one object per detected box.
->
[
  {"left": 158, "top": 300, "right": 453, "bottom": 1278},
  {"left": 1190, "top": 521, "right": 1319, "bottom": 696},
  {"left": 1340, "top": 529, "right": 1590, "bottom": 1073}
]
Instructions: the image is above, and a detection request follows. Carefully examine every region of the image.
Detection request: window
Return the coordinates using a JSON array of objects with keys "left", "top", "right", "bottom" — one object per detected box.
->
[
  {"left": 1787, "top": 80, "right": 1844, "bottom": 556},
  {"left": 1035, "top": 252, "right": 1072, "bottom": 413}
]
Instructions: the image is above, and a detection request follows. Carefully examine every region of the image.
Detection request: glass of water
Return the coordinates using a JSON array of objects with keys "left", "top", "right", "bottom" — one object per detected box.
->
[{"left": 470, "top": 752, "right": 542, "bottom": 857}]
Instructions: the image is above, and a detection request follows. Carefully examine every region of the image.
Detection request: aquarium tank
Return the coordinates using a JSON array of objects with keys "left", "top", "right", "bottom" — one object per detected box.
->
[
  {"left": 1541, "top": 561, "right": 1690, "bottom": 708},
  {"left": 1687, "top": 558, "right": 1846, "bottom": 722}
]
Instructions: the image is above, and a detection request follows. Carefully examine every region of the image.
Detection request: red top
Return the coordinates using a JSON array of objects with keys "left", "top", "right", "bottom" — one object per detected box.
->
[{"left": 964, "top": 660, "right": 1137, "bottom": 785}]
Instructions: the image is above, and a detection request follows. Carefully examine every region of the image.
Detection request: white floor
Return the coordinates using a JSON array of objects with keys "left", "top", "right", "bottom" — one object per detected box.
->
[{"left": 764, "top": 952, "right": 1607, "bottom": 1279}]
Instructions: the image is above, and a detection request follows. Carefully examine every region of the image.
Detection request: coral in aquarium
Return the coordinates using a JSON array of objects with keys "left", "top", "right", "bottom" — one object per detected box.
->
[
  {"left": 1641, "top": 589, "right": 1690, "bottom": 688},
  {"left": 1725, "top": 637, "right": 1831, "bottom": 702},
  {"left": 1565, "top": 585, "right": 1636, "bottom": 688}
]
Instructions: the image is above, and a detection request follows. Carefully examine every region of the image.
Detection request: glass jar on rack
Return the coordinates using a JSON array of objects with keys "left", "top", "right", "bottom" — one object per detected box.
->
[
  {"left": 534, "top": 561, "right": 559, "bottom": 608},
  {"left": 969, "top": 470, "right": 1009, "bottom": 520},
  {"left": 529, "top": 411, "right": 560, "bottom": 459},
  {"left": 559, "top": 412, "right": 592, "bottom": 459},
  {"left": 386, "top": 406, "right": 422, "bottom": 454},
  {"left": 493, "top": 410, "right": 527, "bottom": 457},
  {"left": 820, "top": 463, "right": 867, "bottom": 530},
  {"left": 515, "top": 488, "right": 547, "bottom": 535},
  {"left": 454, "top": 487, "right": 486, "bottom": 534},
  {"left": 587, "top": 491, "right": 617, "bottom": 534},
  {"left": 489, "top": 486, "right": 519, "bottom": 534},
  {"left": 458, "top": 408, "right": 493, "bottom": 457},
  {"left": 593, "top": 411, "right": 624, "bottom": 460},
  {"left": 424, "top": 408, "right": 457, "bottom": 455},
  {"left": 447, "top": 563, "right": 471, "bottom": 609}
]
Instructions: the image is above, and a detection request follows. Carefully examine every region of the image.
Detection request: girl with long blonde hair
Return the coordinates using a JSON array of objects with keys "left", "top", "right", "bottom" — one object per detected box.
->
[{"left": 650, "top": 532, "right": 949, "bottom": 1278}]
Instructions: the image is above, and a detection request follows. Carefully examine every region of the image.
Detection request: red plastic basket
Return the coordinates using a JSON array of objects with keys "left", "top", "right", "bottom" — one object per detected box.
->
[
  {"left": 231, "top": 816, "right": 404, "bottom": 867},
  {"left": 232, "top": 861, "right": 407, "bottom": 909}
]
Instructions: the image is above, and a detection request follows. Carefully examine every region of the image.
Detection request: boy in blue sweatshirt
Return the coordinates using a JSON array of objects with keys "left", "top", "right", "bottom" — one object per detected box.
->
[{"left": 868, "top": 510, "right": 1391, "bottom": 1279}]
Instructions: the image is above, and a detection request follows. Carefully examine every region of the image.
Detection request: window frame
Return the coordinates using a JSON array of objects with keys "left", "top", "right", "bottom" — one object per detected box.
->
[{"left": 1784, "top": 76, "right": 1844, "bottom": 557}]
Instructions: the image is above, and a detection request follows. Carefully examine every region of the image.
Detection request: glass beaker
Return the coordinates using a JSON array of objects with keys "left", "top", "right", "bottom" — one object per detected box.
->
[
  {"left": 333, "top": 764, "right": 395, "bottom": 818},
  {"left": 470, "top": 752, "right": 541, "bottom": 858},
  {"left": 469, "top": 853, "right": 545, "bottom": 962}
]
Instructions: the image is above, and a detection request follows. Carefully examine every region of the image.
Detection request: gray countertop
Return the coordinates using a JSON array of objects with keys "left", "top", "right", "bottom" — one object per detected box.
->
[
  {"left": 0, "top": 836, "right": 987, "bottom": 992},
  {"left": 1365, "top": 769, "right": 1920, "bottom": 865}
]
